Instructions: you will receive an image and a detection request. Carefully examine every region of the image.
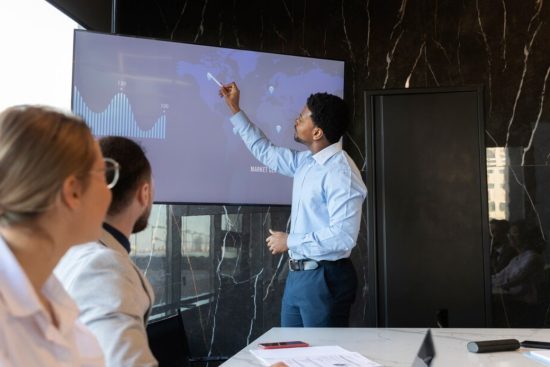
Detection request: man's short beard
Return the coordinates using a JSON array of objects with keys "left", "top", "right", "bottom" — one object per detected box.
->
[{"left": 132, "top": 205, "right": 151, "bottom": 233}]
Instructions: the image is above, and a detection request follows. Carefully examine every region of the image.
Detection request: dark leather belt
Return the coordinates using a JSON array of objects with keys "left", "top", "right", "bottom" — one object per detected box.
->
[{"left": 289, "top": 257, "right": 350, "bottom": 271}]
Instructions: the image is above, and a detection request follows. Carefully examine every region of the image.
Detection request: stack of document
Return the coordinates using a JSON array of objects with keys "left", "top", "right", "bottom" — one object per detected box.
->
[{"left": 250, "top": 345, "right": 382, "bottom": 367}]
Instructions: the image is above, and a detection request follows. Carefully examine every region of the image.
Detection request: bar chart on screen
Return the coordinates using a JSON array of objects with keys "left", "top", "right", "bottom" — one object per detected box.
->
[{"left": 72, "top": 87, "right": 167, "bottom": 139}]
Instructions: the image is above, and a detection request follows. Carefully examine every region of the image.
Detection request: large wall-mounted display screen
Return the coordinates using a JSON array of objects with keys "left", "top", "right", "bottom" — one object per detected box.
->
[{"left": 72, "top": 30, "right": 345, "bottom": 205}]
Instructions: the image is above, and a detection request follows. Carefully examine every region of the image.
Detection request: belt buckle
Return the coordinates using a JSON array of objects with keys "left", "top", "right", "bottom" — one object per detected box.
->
[
  {"left": 303, "top": 260, "right": 318, "bottom": 271},
  {"left": 289, "top": 259, "right": 318, "bottom": 271}
]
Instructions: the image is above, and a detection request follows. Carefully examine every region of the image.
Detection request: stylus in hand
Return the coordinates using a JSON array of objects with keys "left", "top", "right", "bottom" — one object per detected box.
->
[{"left": 207, "top": 72, "right": 223, "bottom": 87}]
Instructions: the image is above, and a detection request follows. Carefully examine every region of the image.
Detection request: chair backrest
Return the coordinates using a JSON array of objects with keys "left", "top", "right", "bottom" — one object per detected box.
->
[{"left": 147, "top": 310, "right": 191, "bottom": 367}]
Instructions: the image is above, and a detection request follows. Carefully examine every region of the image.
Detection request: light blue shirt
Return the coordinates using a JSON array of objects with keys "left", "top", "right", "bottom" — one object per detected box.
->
[{"left": 230, "top": 111, "right": 367, "bottom": 261}]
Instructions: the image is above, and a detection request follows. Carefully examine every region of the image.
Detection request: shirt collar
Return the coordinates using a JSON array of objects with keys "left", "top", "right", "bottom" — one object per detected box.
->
[
  {"left": 0, "top": 235, "right": 79, "bottom": 330},
  {"left": 312, "top": 140, "right": 343, "bottom": 166},
  {"left": 0, "top": 235, "right": 41, "bottom": 317},
  {"left": 102, "top": 222, "right": 131, "bottom": 254}
]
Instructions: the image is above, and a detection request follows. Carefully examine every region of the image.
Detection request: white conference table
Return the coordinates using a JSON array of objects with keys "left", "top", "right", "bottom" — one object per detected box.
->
[{"left": 221, "top": 327, "right": 550, "bottom": 366}]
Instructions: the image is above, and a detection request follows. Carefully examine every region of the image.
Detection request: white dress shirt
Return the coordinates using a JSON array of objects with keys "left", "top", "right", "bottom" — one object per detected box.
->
[{"left": 0, "top": 236, "right": 104, "bottom": 367}]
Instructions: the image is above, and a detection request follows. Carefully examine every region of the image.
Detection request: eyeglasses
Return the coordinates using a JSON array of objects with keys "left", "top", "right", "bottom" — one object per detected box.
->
[
  {"left": 89, "top": 157, "right": 120, "bottom": 189},
  {"left": 103, "top": 157, "right": 120, "bottom": 189}
]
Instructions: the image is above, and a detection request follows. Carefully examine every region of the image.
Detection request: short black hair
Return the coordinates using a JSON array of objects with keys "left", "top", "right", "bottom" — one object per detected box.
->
[
  {"left": 489, "top": 218, "right": 510, "bottom": 235},
  {"left": 99, "top": 136, "right": 151, "bottom": 216},
  {"left": 510, "top": 220, "right": 545, "bottom": 253},
  {"left": 306, "top": 93, "right": 349, "bottom": 144}
]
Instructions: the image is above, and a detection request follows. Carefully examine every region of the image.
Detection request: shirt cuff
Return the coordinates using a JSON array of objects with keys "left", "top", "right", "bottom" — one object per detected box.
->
[
  {"left": 229, "top": 110, "right": 249, "bottom": 134},
  {"left": 287, "top": 233, "right": 303, "bottom": 253}
]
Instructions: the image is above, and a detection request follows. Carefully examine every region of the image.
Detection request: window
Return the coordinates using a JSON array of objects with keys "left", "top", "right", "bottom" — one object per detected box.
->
[
  {"left": 0, "top": 0, "right": 79, "bottom": 110},
  {"left": 182, "top": 215, "right": 211, "bottom": 257},
  {"left": 131, "top": 205, "right": 168, "bottom": 306}
]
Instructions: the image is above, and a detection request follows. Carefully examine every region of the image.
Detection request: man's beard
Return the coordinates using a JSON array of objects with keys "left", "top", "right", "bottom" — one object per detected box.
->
[
  {"left": 132, "top": 205, "right": 152, "bottom": 233},
  {"left": 294, "top": 131, "right": 304, "bottom": 144}
]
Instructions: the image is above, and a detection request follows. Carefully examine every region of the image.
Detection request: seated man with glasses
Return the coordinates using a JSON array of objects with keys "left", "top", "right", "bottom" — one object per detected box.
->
[{"left": 55, "top": 136, "right": 157, "bottom": 367}]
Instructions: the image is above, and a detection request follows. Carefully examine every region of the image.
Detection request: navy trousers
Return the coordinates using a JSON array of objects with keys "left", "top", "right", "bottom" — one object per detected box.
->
[{"left": 281, "top": 258, "right": 357, "bottom": 327}]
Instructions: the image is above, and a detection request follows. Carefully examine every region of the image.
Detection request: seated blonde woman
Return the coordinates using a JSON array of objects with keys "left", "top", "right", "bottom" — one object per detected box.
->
[{"left": 0, "top": 106, "right": 115, "bottom": 366}]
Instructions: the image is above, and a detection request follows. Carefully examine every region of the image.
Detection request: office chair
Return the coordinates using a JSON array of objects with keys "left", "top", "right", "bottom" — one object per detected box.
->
[{"left": 147, "top": 309, "right": 228, "bottom": 367}]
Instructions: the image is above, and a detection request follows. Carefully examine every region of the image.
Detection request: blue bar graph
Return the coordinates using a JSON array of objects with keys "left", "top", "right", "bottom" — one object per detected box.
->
[{"left": 72, "top": 87, "right": 166, "bottom": 139}]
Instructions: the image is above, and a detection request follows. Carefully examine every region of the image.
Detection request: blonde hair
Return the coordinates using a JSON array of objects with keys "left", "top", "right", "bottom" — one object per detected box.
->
[{"left": 0, "top": 106, "right": 96, "bottom": 226}]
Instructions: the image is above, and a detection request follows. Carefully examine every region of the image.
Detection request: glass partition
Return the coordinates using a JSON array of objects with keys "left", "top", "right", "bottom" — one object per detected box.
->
[
  {"left": 487, "top": 147, "right": 550, "bottom": 327},
  {"left": 130, "top": 204, "right": 291, "bottom": 356}
]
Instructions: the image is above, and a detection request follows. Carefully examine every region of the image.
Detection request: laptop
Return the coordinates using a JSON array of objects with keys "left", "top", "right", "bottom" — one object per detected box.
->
[{"left": 411, "top": 329, "right": 436, "bottom": 367}]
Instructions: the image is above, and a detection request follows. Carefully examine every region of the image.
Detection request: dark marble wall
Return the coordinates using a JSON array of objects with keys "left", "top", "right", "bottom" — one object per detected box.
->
[{"left": 121, "top": 0, "right": 550, "bottom": 358}]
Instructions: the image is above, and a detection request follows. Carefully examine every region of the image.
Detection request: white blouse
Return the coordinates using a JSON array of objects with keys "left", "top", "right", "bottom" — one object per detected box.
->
[{"left": 0, "top": 236, "right": 104, "bottom": 366}]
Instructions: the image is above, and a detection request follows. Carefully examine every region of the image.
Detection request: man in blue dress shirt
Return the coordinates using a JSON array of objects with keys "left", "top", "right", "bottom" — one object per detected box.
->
[{"left": 221, "top": 82, "right": 367, "bottom": 327}]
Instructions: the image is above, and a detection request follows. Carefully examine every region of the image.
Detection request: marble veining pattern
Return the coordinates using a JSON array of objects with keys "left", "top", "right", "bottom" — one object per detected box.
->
[{"left": 116, "top": 0, "right": 550, "bottom": 359}]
